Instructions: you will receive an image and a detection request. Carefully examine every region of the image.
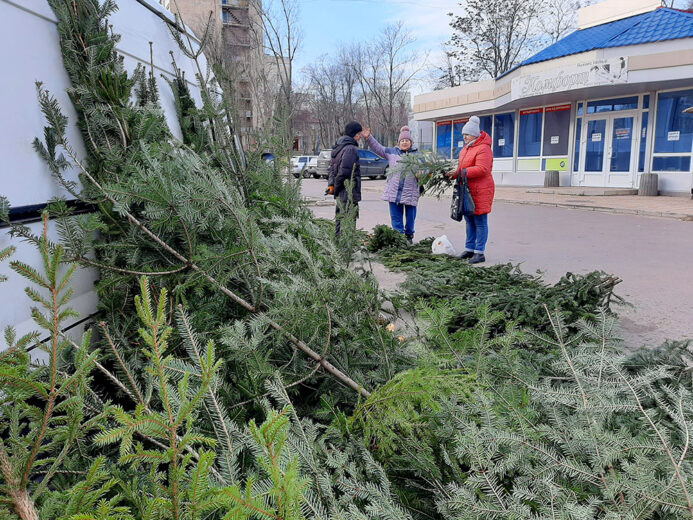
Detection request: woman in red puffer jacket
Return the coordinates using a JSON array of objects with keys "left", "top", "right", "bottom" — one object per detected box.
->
[{"left": 447, "top": 116, "right": 495, "bottom": 264}]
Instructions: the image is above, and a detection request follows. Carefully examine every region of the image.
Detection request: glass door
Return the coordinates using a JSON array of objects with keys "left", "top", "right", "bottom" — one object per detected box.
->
[
  {"left": 605, "top": 115, "right": 635, "bottom": 187},
  {"left": 581, "top": 118, "right": 607, "bottom": 186},
  {"left": 580, "top": 113, "right": 637, "bottom": 187}
]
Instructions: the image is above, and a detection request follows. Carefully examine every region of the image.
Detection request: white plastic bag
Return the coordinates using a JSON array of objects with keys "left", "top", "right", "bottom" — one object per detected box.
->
[{"left": 431, "top": 235, "right": 456, "bottom": 256}]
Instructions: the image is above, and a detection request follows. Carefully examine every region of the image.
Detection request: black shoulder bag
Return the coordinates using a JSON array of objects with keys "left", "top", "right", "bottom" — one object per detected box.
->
[{"left": 450, "top": 168, "right": 475, "bottom": 221}]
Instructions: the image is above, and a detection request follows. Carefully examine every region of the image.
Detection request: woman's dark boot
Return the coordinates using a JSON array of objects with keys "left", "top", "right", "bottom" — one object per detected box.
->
[
  {"left": 458, "top": 251, "right": 474, "bottom": 259},
  {"left": 469, "top": 253, "right": 486, "bottom": 264},
  {"left": 405, "top": 234, "right": 413, "bottom": 244}
]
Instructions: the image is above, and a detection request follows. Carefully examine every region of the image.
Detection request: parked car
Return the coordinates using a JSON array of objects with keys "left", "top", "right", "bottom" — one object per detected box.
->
[
  {"left": 315, "top": 149, "right": 331, "bottom": 179},
  {"left": 357, "top": 149, "right": 388, "bottom": 179},
  {"left": 315, "top": 149, "right": 388, "bottom": 179},
  {"left": 290, "top": 155, "right": 313, "bottom": 178},
  {"left": 307, "top": 156, "right": 318, "bottom": 176}
]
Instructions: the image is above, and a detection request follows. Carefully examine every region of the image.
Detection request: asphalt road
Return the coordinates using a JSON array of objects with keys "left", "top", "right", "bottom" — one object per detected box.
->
[{"left": 301, "top": 177, "right": 693, "bottom": 349}]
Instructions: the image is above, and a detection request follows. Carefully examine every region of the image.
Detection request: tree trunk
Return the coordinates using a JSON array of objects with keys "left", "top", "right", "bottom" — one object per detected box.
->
[{"left": 0, "top": 447, "right": 40, "bottom": 520}]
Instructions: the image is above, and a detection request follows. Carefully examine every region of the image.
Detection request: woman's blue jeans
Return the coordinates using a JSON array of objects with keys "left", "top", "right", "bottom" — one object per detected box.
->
[
  {"left": 389, "top": 202, "right": 417, "bottom": 236},
  {"left": 464, "top": 213, "right": 488, "bottom": 253}
]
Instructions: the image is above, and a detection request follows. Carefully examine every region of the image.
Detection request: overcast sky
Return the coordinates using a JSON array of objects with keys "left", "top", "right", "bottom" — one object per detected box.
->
[{"left": 294, "top": 0, "right": 462, "bottom": 90}]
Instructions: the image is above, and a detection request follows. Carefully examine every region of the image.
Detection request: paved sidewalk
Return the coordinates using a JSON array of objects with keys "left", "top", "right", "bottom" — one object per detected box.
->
[
  {"left": 493, "top": 186, "right": 693, "bottom": 221},
  {"left": 302, "top": 178, "right": 693, "bottom": 346}
]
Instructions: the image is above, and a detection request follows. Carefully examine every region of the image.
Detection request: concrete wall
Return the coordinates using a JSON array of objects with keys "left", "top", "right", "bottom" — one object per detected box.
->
[{"left": 0, "top": 0, "right": 210, "bottom": 358}]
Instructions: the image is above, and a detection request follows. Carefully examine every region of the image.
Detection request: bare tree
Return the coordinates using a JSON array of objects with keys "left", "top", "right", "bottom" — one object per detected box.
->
[
  {"left": 359, "top": 22, "right": 423, "bottom": 145},
  {"left": 448, "top": 0, "right": 541, "bottom": 80},
  {"left": 303, "top": 55, "right": 344, "bottom": 148},
  {"left": 662, "top": 0, "right": 693, "bottom": 7},
  {"left": 539, "top": 0, "right": 581, "bottom": 43},
  {"left": 427, "top": 42, "right": 464, "bottom": 90},
  {"left": 249, "top": 0, "right": 302, "bottom": 135}
]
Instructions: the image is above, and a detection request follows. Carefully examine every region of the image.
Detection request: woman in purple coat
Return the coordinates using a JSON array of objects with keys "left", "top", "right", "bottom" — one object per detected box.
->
[{"left": 362, "top": 126, "right": 420, "bottom": 243}]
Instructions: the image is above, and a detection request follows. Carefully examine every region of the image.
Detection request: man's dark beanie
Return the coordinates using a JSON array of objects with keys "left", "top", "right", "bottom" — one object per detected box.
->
[{"left": 344, "top": 121, "right": 363, "bottom": 138}]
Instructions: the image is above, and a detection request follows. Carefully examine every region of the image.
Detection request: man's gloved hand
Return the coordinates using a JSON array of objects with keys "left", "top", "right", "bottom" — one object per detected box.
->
[{"left": 325, "top": 185, "right": 335, "bottom": 195}]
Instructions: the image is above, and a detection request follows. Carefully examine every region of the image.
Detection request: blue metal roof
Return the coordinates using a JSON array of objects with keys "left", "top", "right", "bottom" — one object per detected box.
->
[{"left": 501, "top": 8, "right": 693, "bottom": 77}]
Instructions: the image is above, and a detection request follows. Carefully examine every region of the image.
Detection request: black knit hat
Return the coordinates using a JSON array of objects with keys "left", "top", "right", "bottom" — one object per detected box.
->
[{"left": 344, "top": 121, "right": 363, "bottom": 138}]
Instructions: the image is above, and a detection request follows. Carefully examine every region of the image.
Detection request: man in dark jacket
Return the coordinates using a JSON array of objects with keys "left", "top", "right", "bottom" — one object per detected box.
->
[{"left": 327, "top": 121, "right": 362, "bottom": 236}]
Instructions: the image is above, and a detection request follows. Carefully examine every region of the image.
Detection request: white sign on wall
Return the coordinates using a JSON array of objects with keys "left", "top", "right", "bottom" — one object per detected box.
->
[{"left": 511, "top": 57, "right": 628, "bottom": 100}]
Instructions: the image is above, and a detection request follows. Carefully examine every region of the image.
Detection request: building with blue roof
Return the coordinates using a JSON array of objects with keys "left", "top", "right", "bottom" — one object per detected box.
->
[{"left": 414, "top": 0, "right": 693, "bottom": 194}]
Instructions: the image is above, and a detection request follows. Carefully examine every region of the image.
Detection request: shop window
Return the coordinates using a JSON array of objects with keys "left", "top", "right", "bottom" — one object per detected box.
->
[
  {"left": 436, "top": 121, "right": 452, "bottom": 159},
  {"left": 638, "top": 112, "right": 648, "bottom": 172},
  {"left": 652, "top": 156, "right": 691, "bottom": 171},
  {"left": 480, "top": 115, "right": 492, "bottom": 136},
  {"left": 518, "top": 109, "right": 542, "bottom": 157},
  {"left": 587, "top": 96, "right": 638, "bottom": 113},
  {"left": 585, "top": 119, "right": 606, "bottom": 171},
  {"left": 643, "top": 95, "right": 650, "bottom": 110},
  {"left": 654, "top": 89, "right": 693, "bottom": 155},
  {"left": 577, "top": 103, "right": 584, "bottom": 116},
  {"left": 493, "top": 112, "right": 515, "bottom": 158},
  {"left": 453, "top": 118, "right": 468, "bottom": 157},
  {"left": 543, "top": 104, "right": 571, "bottom": 156},
  {"left": 574, "top": 118, "right": 581, "bottom": 171}
]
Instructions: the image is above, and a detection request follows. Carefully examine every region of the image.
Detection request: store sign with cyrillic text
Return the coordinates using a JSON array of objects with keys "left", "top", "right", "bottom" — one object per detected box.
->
[{"left": 511, "top": 57, "right": 628, "bottom": 100}]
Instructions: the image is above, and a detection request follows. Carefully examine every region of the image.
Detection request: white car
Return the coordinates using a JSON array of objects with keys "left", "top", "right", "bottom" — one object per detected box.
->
[{"left": 290, "top": 155, "right": 315, "bottom": 178}]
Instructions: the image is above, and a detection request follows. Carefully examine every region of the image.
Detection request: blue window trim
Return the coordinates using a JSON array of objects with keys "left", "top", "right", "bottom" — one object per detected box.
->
[
  {"left": 479, "top": 115, "right": 493, "bottom": 137},
  {"left": 648, "top": 88, "right": 693, "bottom": 175},
  {"left": 653, "top": 88, "right": 693, "bottom": 157},
  {"left": 436, "top": 121, "right": 453, "bottom": 159},
  {"left": 518, "top": 109, "right": 543, "bottom": 157},
  {"left": 493, "top": 112, "right": 515, "bottom": 158}
]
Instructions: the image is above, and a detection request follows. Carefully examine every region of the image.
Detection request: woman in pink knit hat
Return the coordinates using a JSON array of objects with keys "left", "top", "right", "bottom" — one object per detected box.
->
[{"left": 361, "top": 125, "right": 420, "bottom": 243}]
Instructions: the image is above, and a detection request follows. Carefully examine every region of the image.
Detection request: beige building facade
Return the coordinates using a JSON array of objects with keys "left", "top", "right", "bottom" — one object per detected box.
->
[{"left": 414, "top": 0, "right": 693, "bottom": 195}]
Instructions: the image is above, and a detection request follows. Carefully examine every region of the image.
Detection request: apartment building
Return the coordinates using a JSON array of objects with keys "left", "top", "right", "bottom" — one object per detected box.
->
[{"left": 167, "top": 0, "right": 261, "bottom": 133}]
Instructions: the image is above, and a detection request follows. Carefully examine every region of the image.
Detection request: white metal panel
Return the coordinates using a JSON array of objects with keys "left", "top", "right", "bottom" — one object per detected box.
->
[
  {"left": 0, "top": 1, "right": 86, "bottom": 207},
  {"left": 0, "top": 219, "right": 98, "bottom": 360},
  {"left": 6, "top": 0, "right": 56, "bottom": 21},
  {"left": 1, "top": 0, "right": 212, "bottom": 356}
]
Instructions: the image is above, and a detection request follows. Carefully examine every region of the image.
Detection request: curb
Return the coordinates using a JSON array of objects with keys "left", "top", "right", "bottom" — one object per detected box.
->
[
  {"left": 495, "top": 198, "right": 693, "bottom": 221},
  {"left": 303, "top": 197, "right": 335, "bottom": 207}
]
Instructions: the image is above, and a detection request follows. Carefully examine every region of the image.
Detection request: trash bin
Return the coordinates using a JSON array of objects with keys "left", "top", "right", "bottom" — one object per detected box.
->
[
  {"left": 544, "top": 170, "right": 559, "bottom": 188},
  {"left": 638, "top": 173, "right": 658, "bottom": 196}
]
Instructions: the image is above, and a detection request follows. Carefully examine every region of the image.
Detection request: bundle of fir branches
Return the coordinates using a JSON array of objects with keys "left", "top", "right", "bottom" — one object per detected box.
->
[{"left": 393, "top": 151, "right": 456, "bottom": 198}]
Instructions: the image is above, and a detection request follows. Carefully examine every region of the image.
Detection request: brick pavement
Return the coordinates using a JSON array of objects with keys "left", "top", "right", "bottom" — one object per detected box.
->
[{"left": 493, "top": 186, "right": 693, "bottom": 221}]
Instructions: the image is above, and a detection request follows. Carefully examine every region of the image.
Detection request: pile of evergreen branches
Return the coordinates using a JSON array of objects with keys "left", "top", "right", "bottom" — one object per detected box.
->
[
  {"left": 376, "top": 233, "right": 624, "bottom": 335},
  {"left": 1, "top": 1, "right": 692, "bottom": 519}
]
